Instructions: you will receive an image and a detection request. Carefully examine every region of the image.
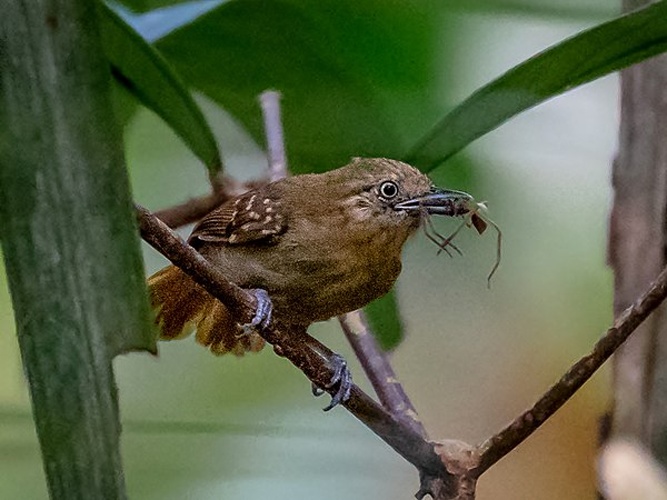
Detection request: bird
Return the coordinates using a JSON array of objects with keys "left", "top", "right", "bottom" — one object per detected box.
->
[{"left": 148, "top": 157, "right": 475, "bottom": 406}]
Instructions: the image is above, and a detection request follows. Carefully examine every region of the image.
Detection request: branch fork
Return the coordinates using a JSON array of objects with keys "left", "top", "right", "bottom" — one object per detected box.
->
[{"left": 137, "top": 89, "right": 667, "bottom": 499}]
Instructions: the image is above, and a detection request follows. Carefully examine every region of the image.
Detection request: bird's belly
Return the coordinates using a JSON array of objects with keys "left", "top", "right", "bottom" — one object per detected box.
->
[
  {"left": 202, "top": 235, "right": 404, "bottom": 326},
  {"left": 269, "top": 252, "right": 401, "bottom": 324}
]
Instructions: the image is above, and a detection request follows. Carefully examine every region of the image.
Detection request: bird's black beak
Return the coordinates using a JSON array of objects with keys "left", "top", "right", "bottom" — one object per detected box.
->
[{"left": 394, "top": 187, "right": 473, "bottom": 217}]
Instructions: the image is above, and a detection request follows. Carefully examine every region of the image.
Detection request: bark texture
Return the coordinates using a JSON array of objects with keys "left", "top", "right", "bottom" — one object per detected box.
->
[{"left": 609, "top": 0, "right": 667, "bottom": 461}]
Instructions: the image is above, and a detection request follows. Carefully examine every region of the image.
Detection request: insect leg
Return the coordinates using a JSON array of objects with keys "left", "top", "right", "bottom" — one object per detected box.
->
[{"left": 425, "top": 215, "right": 463, "bottom": 256}]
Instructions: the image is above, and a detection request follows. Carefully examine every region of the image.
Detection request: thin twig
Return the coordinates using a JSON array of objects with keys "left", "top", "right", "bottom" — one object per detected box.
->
[
  {"left": 259, "top": 90, "right": 289, "bottom": 181},
  {"left": 339, "top": 310, "right": 429, "bottom": 439},
  {"left": 153, "top": 175, "right": 266, "bottom": 229},
  {"left": 135, "top": 204, "right": 452, "bottom": 484},
  {"left": 474, "top": 263, "right": 667, "bottom": 476},
  {"left": 154, "top": 190, "right": 230, "bottom": 229}
]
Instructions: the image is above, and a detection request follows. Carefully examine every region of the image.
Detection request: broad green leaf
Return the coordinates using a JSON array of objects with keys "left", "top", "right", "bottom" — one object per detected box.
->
[
  {"left": 406, "top": 0, "right": 667, "bottom": 172},
  {"left": 99, "top": 3, "right": 223, "bottom": 175},
  {"left": 365, "top": 290, "right": 403, "bottom": 352},
  {"left": 155, "top": 0, "right": 446, "bottom": 173},
  {"left": 1, "top": 1, "right": 156, "bottom": 497}
]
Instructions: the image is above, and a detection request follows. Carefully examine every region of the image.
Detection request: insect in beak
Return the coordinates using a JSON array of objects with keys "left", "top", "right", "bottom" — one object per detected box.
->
[{"left": 395, "top": 189, "right": 502, "bottom": 287}]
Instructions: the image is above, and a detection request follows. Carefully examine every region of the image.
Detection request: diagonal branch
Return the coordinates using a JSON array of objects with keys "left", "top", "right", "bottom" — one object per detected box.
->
[
  {"left": 153, "top": 174, "right": 254, "bottom": 229},
  {"left": 135, "top": 204, "right": 452, "bottom": 484},
  {"left": 154, "top": 189, "right": 230, "bottom": 229},
  {"left": 339, "top": 311, "right": 429, "bottom": 439},
  {"left": 473, "top": 263, "right": 667, "bottom": 476}
]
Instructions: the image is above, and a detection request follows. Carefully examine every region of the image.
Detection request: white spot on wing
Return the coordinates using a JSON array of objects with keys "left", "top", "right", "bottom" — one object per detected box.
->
[{"left": 245, "top": 194, "right": 257, "bottom": 211}]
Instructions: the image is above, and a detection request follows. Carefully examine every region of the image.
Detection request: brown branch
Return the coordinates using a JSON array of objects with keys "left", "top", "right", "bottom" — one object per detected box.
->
[
  {"left": 473, "top": 263, "right": 667, "bottom": 476},
  {"left": 154, "top": 189, "right": 229, "bottom": 229},
  {"left": 339, "top": 310, "right": 429, "bottom": 439},
  {"left": 135, "top": 204, "right": 452, "bottom": 485},
  {"left": 153, "top": 175, "right": 268, "bottom": 229}
]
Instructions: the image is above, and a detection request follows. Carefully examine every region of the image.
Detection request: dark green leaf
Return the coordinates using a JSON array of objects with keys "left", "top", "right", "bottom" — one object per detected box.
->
[
  {"left": 365, "top": 290, "right": 403, "bottom": 351},
  {"left": 155, "top": 0, "right": 445, "bottom": 173},
  {"left": 1, "top": 1, "right": 156, "bottom": 497},
  {"left": 99, "top": 3, "right": 223, "bottom": 175},
  {"left": 406, "top": 0, "right": 667, "bottom": 172}
]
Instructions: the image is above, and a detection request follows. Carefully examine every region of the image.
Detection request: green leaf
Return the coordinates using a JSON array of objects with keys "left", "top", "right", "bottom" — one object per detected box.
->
[
  {"left": 406, "top": 0, "right": 667, "bottom": 172},
  {"left": 99, "top": 3, "right": 223, "bottom": 175},
  {"left": 1, "top": 1, "right": 156, "bottom": 497},
  {"left": 365, "top": 290, "right": 403, "bottom": 351},
  {"left": 155, "top": 0, "right": 446, "bottom": 173}
]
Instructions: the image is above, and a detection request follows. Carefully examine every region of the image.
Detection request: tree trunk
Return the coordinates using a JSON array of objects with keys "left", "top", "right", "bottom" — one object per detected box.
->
[{"left": 608, "top": 0, "right": 667, "bottom": 462}]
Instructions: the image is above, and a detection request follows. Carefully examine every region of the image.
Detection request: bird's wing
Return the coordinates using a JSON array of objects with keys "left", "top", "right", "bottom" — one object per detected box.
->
[{"left": 189, "top": 189, "right": 287, "bottom": 246}]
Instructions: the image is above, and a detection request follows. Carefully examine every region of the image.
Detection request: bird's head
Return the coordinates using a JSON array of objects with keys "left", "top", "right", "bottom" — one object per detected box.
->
[
  {"left": 333, "top": 158, "right": 501, "bottom": 285},
  {"left": 330, "top": 157, "right": 475, "bottom": 230}
]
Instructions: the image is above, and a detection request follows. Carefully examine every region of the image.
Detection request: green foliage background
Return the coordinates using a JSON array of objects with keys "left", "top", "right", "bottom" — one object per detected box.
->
[{"left": 0, "top": 0, "right": 625, "bottom": 498}]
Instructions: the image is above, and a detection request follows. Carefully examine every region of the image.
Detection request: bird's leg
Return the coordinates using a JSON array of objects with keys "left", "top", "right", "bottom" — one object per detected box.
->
[
  {"left": 274, "top": 328, "right": 351, "bottom": 411},
  {"left": 241, "top": 288, "right": 273, "bottom": 333},
  {"left": 312, "top": 353, "right": 353, "bottom": 411},
  {"left": 262, "top": 319, "right": 352, "bottom": 411}
]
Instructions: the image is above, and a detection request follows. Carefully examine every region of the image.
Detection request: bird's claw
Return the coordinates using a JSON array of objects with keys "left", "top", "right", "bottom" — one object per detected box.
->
[
  {"left": 242, "top": 288, "right": 273, "bottom": 333},
  {"left": 311, "top": 353, "right": 353, "bottom": 411}
]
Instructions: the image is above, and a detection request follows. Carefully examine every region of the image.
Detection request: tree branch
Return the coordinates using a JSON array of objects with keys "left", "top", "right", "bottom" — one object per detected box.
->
[
  {"left": 339, "top": 311, "right": 429, "bottom": 439},
  {"left": 474, "top": 263, "right": 667, "bottom": 475},
  {"left": 153, "top": 174, "right": 259, "bottom": 229}
]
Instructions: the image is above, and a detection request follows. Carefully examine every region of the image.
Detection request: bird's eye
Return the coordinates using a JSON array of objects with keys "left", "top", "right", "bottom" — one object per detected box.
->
[{"left": 379, "top": 181, "right": 399, "bottom": 200}]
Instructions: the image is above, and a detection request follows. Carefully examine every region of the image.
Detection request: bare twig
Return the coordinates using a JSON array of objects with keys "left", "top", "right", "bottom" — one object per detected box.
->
[
  {"left": 259, "top": 90, "right": 289, "bottom": 181},
  {"left": 135, "top": 204, "right": 452, "bottom": 486},
  {"left": 339, "top": 310, "right": 429, "bottom": 439},
  {"left": 153, "top": 175, "right": 267, "bottom": 229},
  {"left": 474, "top": 264, "right": 667, "bottom": 476},
  {"left": 154, "top": 189, "right": 230, "bottom": 229}
]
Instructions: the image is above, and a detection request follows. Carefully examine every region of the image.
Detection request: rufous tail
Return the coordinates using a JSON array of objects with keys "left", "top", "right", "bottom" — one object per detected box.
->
[{"left": 147, "top": 265, "right": 265, "bottom": 356}]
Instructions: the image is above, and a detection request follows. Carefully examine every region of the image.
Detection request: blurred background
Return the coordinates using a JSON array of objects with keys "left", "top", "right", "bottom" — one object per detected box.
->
[{"left": 1, "top": 1, "right": 618, "bottom": 498}]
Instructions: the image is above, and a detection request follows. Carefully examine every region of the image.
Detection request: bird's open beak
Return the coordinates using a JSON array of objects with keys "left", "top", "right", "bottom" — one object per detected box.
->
[{"left": 394, "top": 187, "right": 473, "bottom": 216}]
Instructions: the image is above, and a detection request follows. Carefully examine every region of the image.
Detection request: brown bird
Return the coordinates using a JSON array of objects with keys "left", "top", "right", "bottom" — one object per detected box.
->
[{"left": 148, "top": 157, "right": 475, "bottom": 407}]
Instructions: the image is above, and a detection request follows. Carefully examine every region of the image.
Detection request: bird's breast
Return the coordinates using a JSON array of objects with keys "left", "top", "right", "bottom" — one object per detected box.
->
[{"left": 267, "top": 220, "right": 409, "bottom": 323}]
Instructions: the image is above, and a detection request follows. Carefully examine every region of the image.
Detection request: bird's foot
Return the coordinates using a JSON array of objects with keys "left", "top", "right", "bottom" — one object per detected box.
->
[
  {"left": 242, "top": 288, "right": 273, "bottom": 333},
  {"left": 311, "top": 353, "right": 353, "bottom": 411}
]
